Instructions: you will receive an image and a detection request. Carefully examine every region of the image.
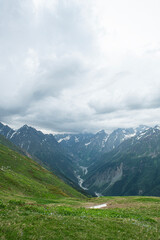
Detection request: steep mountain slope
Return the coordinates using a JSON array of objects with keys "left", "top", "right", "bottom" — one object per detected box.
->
[
  {"left": 55, "top": 130, "right": 109, "bottom": 166},
  {"left": 83, "top": 126, "right": 160, "bottom": 196},
  {"left": 55, "top": 132, "right": 95, "bottom": 164},
  {"left": 0, "top": 123, "right": 78, "bottom": 187},
  {"left": 55, "top": 125, "right": 149, "bottom": 166},
  {"left": 102, "top": 126, "right": 149, "bottom": 152},
  {"left": 0, "top": 134, "right": 26, "bottom": 156},
  {"left": 55, "top": 125, "right": 149, "bottom": 190},
  {"left": 0, "top": 136, "right": 85, "bottom": 199},
  {"left": 0, "top": 122, "right": 15, "bottom": 138},
  {"left": 1, "top": 122, "right": 157, "bottom": 196},
  {"left": 55, "top": 131, "right": 110, "bottom": 189}
]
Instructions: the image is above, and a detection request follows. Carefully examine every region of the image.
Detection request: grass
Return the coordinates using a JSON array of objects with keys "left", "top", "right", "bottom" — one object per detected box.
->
[
  {"left": 0, "top": 196, "right": 159, "bottom": 240},
  {"left": 0, "top": 143, "right": 85, "bottom": 200},
  {"left": 0, "top": 138, "right": 160, "bottom": 239}
]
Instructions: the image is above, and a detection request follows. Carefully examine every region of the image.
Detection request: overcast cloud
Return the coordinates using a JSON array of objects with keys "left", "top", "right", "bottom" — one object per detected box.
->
[{"left": 1, "top": 0, "right": 160, "bottom": 133}]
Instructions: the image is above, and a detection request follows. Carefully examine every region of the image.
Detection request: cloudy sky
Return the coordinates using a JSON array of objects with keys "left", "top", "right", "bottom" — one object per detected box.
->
[{"left": 1, "top": 0, "right": 160, "bottom": 133}]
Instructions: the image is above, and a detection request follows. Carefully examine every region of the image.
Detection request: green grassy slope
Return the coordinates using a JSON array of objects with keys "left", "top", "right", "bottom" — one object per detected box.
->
[
  {"left": 0, "top": 134, "right": 26, "bottom": 156},
  {"left": 0, "top": 143, "right": 85, "bottom": 200}
]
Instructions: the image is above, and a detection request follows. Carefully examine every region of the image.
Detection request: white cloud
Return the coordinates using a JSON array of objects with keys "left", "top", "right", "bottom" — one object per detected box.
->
[{"left": 1, "top": 0, "right": 160, "bottom": 132}]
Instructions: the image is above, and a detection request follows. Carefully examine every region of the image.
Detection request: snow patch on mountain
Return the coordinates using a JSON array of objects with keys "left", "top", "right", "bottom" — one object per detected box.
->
[
  {"left": 136, "top": 132, "right": 146, "bottom": 140},
  {"left": 85, "top": 141, "right": 91, "bottom": 147},
  {"left": 121, "top": 132, "right": 136, "bottom": 142},
  {"left": 103, "top": 135, "right": 109, "bottom": 142},
  {"left": 6, "top": 130, "right": 12, "bottom": 138},
  {"left": 10, "top": 131, "right": 16, "bottom": 139},
  {"left": 155, "top": 125, "right": 160, "bottom": 131},
  {"left": 75, "top": 136, "right": 79, "bottom": 143},
  {"left": 58, "top": 136, "right": 70, "bottom": 143},
  {"left": 102, "top": 135, "right": 109, "bottom": 148}
]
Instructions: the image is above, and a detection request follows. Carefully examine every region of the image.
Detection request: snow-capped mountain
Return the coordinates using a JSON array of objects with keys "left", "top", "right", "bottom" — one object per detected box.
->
[
  {"left": 83, "top": 125, "right": 160, "bottom": 196},
  {"left": 55, "top": 125, "right": 149, "bottom": 167},
  {"left": 55, "top": 130, "right": 108, "bottom": 166},
  {"left": 102, "top": 125, "right": 149, "bottom": 152},
  {"left": 1, "top": 122, "right": 160, "bottom": 197}
]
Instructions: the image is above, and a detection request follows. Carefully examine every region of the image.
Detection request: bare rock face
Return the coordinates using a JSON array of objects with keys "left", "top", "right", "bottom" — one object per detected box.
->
[{"left": 83, "top": 126, "right": 160, "bottom": 196}]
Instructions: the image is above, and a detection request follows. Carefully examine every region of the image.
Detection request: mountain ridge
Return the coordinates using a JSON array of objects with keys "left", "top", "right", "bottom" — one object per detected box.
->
[
  {"left": 83, "top": 125, "right": 160, "bottom": 196},
  {"left": 0, "top": 122, "right": 79, "bottom": 189},
  {"left": 0, "top": 122, "right": 160, "bottom": 197}
]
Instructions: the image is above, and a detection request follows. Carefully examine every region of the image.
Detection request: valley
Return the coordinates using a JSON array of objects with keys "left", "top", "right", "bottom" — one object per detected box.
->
[
  {"left": 0, "top": 122, "right": 160, "bottom": 239},
  {"left": 1, "top": 1, "right": 160, "bottom": 239},
  {"left": 0, "top": 122, "right": 160, "bottom": 197}
]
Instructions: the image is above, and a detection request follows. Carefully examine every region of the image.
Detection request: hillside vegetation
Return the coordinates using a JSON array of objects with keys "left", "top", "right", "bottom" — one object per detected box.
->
[
  {"left": 0, "top": 142, "right": 85, "bottom": 200},
  {"left": 1, "top": 123, "right": 160, "bottom": 197},
  {"left": 0, "top": 137, "right": 159, "bottom": 239}
]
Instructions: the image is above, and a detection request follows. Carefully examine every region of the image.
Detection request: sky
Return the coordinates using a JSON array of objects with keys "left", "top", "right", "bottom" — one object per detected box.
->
[{"left": 1, "top": 0, "right": 160, "bottom": 133}]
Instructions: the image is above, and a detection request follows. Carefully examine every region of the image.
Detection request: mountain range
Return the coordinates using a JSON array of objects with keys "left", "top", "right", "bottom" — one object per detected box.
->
[
  {"left": 83, "top": 125, "right": 160, "bottom": 196},
  {"left": 0, "top": 122, "right": 160, "bottom": 197}
]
